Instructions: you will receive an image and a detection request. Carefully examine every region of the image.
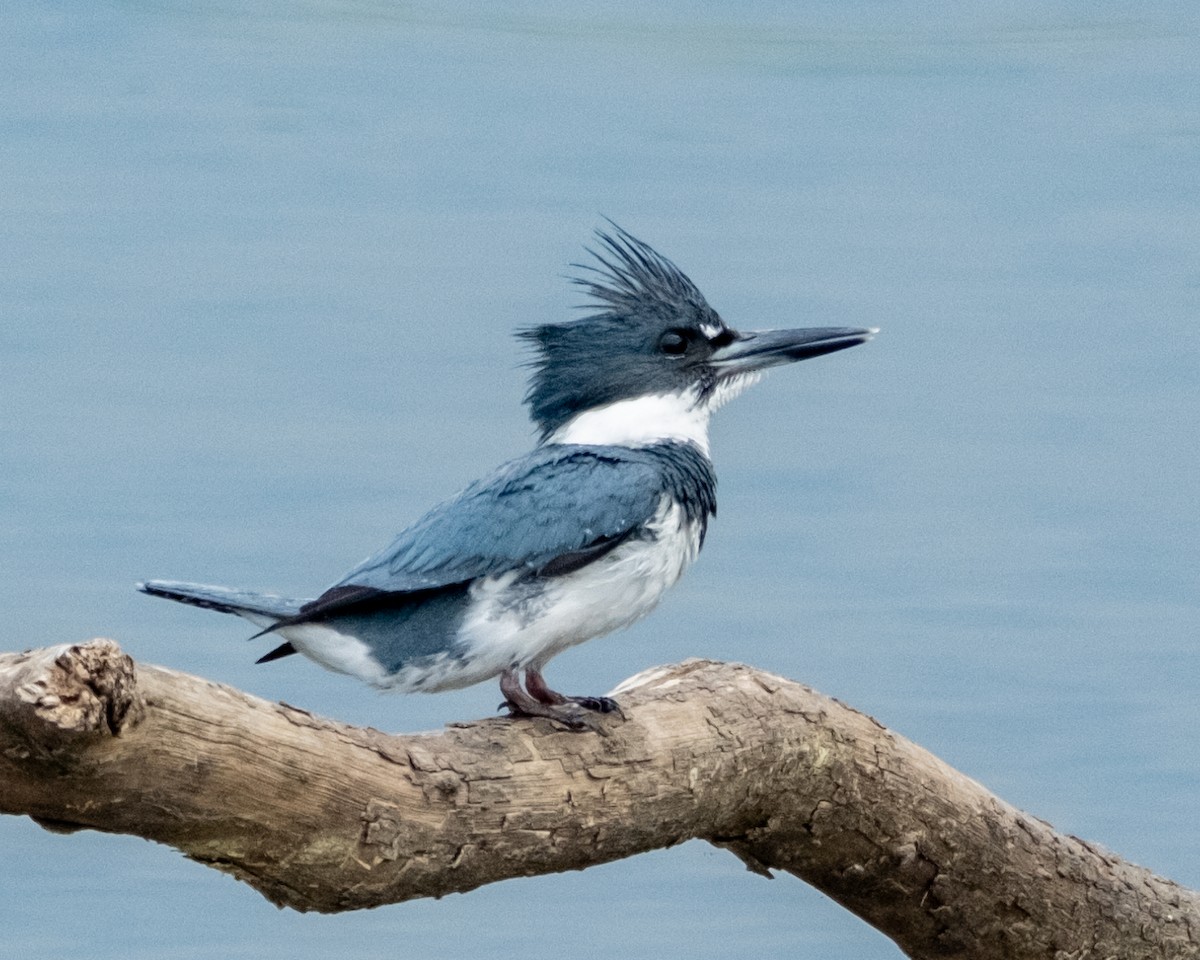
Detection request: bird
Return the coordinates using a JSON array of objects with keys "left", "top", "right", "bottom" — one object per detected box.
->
[{"left": 140, "top": 225, "right": 874, "bottom": 729}]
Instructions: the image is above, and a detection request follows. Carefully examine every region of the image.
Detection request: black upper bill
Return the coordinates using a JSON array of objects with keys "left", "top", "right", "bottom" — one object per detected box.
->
[{"left": 709, "top": 326, "right": 876, "bottom": 374}]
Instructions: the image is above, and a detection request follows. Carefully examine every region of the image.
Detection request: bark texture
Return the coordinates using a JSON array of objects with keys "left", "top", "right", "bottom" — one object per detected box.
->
[{"left": 1, "top": 640, "right": 1197, "bottom": 959}]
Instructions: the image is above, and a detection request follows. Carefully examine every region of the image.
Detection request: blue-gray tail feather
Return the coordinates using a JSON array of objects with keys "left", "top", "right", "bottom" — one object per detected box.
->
[{"left": 137, "top": 580, "right": 309, "bottom": 621}]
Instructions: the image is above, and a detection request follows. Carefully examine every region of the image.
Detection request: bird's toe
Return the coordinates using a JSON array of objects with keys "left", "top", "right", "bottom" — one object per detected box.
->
[{"left": 569, "top": 695, "right": 624, "bottom": 718}]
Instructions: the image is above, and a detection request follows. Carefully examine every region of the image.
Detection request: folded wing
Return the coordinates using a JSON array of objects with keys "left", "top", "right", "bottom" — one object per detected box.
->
[{"left": 299, "top": 445, "right": 673, "bottom": 620}]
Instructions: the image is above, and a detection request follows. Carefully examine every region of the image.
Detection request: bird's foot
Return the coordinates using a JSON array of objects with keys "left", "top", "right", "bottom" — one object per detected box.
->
[
  {"left": 524, "top": 666, "right": 625, "bottom": 720},
  {"left": 498, "top": 667, "right": 624, "bottom": 731},
  {"left": 499, "top": 697, "right": 603, "bottom": 731}
]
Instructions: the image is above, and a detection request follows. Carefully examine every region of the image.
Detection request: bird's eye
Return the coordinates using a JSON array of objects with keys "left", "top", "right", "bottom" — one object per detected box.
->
[{"left": 659, "top": 330, "right": 689, "bottom": 356}]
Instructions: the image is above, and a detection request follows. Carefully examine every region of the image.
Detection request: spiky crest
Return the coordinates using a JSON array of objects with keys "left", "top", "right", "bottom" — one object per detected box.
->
[{"left": 568, "top": 223, "right": 715, "bottom": 323}]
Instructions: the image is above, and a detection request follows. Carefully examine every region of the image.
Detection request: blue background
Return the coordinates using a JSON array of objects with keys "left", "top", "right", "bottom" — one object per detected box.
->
[{"left": 2, "top": 3, "right": 1197, "bottom": 957}]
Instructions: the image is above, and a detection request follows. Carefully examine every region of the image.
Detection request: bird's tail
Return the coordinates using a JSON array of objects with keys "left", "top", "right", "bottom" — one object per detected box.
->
[
  {"left": 138, "top": 580, "right": 317, "bottom": 665},
  {"left": 137, "top": 580, "right": 309, "bottom": 626}
]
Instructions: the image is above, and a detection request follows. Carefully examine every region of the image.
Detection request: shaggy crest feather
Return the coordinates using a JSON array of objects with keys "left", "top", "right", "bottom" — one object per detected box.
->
[{"left": 568, "top": 223, "right": 718, "bottom": 323}]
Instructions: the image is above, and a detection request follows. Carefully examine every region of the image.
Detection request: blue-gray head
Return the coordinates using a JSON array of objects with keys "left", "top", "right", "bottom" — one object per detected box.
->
[{"left": 520, "top": 225, "right": 875, "bottom": 450}]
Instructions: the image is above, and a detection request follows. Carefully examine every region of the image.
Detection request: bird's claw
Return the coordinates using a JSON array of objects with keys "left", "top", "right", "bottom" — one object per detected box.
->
[{"left": 567, "top": 695, "right": 624, "bottom": 718}]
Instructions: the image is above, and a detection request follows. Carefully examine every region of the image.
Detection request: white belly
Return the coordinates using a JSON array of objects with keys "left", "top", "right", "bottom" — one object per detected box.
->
[
  {"left": 277, "top": 622, "right": 397, "bottom": 686},
  {"left": 450, "top": 497, "right": 702, "bottom": 685}
]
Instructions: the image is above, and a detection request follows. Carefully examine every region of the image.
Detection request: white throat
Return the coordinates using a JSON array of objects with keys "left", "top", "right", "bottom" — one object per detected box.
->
[{"left": 546, "top": 389, "right": 713, "bottom": 453}]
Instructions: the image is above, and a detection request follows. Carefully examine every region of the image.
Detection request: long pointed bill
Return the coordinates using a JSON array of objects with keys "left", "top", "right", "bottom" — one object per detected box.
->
[{"left": 710, "top": 326, "right": 877, "bottom": 375}]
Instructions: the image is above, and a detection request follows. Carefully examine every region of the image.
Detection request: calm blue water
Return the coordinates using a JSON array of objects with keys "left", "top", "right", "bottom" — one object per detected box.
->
[{"left": 3, "top": 3, "right": 1198, "bottom": 957}]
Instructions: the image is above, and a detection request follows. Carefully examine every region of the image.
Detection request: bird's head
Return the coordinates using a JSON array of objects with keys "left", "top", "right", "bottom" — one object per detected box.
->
[{"left": 520, "top": 225, "right": 874, "bottom": 450}]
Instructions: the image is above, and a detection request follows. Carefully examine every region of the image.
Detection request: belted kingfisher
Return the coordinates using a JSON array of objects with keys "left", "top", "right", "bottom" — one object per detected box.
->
[{"left": 140, "top": 225, "right": 873, "bottom": 728}]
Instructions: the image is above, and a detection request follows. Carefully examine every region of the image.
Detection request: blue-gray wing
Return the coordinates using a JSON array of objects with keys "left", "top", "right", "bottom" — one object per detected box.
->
[{"left": 330, "top": 445, "right": 673, "bottom": 596}]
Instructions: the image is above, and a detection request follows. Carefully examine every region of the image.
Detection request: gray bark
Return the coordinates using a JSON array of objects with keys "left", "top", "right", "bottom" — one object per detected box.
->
[{"left": 1, "top": 640, "right": 1197, "bottom": 959}]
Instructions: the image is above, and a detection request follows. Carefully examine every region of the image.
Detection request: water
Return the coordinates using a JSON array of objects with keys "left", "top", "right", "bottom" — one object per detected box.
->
[{"left": 2, "top": 3, "right": 1198, "bottom": 957}]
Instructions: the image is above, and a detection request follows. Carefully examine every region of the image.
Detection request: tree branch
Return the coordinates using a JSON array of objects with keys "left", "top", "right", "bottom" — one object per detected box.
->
[{"left": 1, "top": 640, "right": 1196, "bottom": 959}]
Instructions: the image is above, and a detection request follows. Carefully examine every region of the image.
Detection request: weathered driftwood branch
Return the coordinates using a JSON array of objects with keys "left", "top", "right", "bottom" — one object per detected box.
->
[{"left": 1, "top": 641, "right": 1196, "bottom": 959}]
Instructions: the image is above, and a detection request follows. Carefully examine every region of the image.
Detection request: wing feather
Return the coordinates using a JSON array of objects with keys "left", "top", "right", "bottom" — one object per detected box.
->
[{"left": 326, "top": 445, "right": 668, "bottom": 598}]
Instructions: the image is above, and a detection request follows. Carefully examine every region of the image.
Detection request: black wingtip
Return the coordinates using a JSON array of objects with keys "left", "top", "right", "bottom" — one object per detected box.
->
[{"left": 256, "top": 642, "right": 297, "bottom": 664}]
